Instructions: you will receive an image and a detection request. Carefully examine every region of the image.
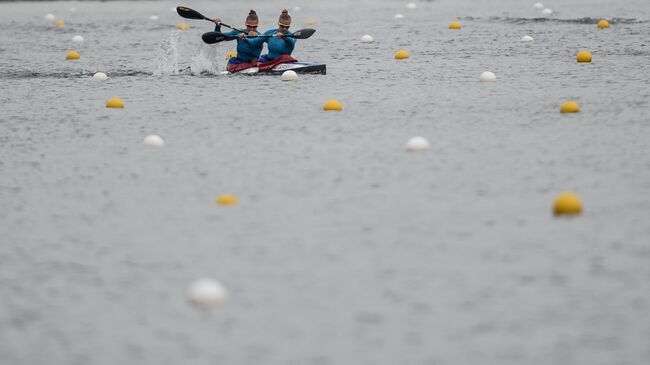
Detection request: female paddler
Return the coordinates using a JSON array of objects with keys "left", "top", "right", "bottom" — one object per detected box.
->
[
  {"left": 213, "top": 10, "right": 265, "bottom": 73},
  {"left": 258, "top": 10, "right": 299, "bottom": 71}
]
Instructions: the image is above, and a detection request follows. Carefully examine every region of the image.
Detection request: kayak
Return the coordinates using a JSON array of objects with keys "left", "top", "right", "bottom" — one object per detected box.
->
[{"left": 221, "top": 62, "right": 326, "bottom": 75}]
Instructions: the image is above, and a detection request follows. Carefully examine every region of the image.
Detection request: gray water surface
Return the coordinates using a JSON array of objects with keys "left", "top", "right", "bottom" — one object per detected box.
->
[{"left": 1, "top": 0, "right": 650, "bottom": 364}]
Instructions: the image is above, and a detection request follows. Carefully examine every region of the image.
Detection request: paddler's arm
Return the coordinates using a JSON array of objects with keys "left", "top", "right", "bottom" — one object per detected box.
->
[{"left": 213, "top": 18, "right": 222, "bottom": 32}]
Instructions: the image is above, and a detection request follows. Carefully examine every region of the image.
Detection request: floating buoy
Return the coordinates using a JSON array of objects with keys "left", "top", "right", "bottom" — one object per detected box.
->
[
  {"left": 360, "top": 34, "right": 374, "bottom": 43},
  {"left": 143, "top": 135, "right": 165, "bottom": 147},
  {"left": 225, "top": 50, "right": 237, "bottom": 60},
  {"left": 216, "top": 194, "right": 238, "bottom": 206},
  {"left": 553, "top": 192, "right": 582, "bottom": 216},
  {"left": 69, "top": 7, "right": 76, "bottom": 12},
  {"left": 560, "top": 100, "right": 580, "bottom": 113},
  {"left": 187, "top": 278, "right": 228, "bottom": 308},
  {"left": 577, "top": 50, "right": 592, "bottom": 63},
  {"left": 597, "top": 19, "right": 610, "bottom": 29},
  {"left": 323, "top": 100, "right": 343, "bottom": 111},
  {"left": 92, "top": 72, "right": 108, "bottom": 81},
  {"left": 406, "top": 2, "right": 417, "bottom": 9},
  {"left": 149, "top": 15, "right": 159, "bottom": 20},
  {"left": 54, "top": 19, "right": 65, "bottom": 27},
  {"left": 406, "top": 136, "right": 430, "bottom": 151},
  {"left": 533, "top": 2, "right": 544, "bottom": 8},
  {"left": 521, "top": 35, "right": 534, "bottom": 42},
  {"left": 66, "top": 51, "right": 80, "bottom": 60},
  {"left": 106, "top": 97, "right": 124, "bottom": 108},
  {"left": 45, "top": 14, "right": 55, "bottom": 20},
  {"left": 175, "top": 22, "right": 189, "bottom": 30},
  {"left": 541, "top": 8, "right": 553, "bottom": 15},
  {"left": 394, "top": 50, "right": 410, "bottom": 59},
  {"left": 480, "top": 71, "right": 497, "bottom": 82},
  {"left": 394, "top": 14, "right": 405, "bottom": 19},
  {"left": 304, "top": 19, "right": 316, "bottom": 26},
  {"left": 72, "top": 35, "right": 84, "bottom": 43},
  {"left": 449, "top": 21, "right": 461, "bottom": 29},
  {"left": 281, "top": 70, "right": 298, "bottom": 81},
  {"left": 294, "top": 6, "right": 301, "bottom": 11}
]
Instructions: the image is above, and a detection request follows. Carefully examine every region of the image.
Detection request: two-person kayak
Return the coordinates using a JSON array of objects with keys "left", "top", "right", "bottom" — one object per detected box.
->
[{"left": 220, "top": 62, "right": 326, "bottom": 75}]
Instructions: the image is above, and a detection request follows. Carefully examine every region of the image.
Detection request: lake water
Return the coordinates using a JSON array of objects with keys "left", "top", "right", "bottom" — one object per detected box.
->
[{"left": 1, "top": 0, "right": 649, "bottom": 364}]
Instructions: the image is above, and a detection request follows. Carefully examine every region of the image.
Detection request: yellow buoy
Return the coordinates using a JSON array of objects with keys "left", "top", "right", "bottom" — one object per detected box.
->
[
  {"left": 323, "top": 100, "right": 343, "bottom": 111},
  {"left": 560, "top": 100, "right": 580, "bottom": 113},
  {"left": 225, "top": 51, "right": 237, "bottom": 60},
  {"left": 106, "top": 98, "right": 125, "bottom": 108},
  {"left": 597, "top": 19, "right": 610, "bottom": 29},
  {"left": 449, "top": 21, "right": 461, "bottom": 29},
  {"left": 553, "top": 192, "right": 582, "bottom": 216},
  {"left": 216, "top": 194, "right": 238, "bottom": 206},
  {"left": 577, "top": 51, "right": 592, "bottom": 63},
  {"left": 304, "top": 19, "right": 317, "bottom": 26},
  {"left": 175, "top": 22, "right": 189, "bottom": 30},
  {"left": 66, "top": 51, "right": 80, "bottom": 60},
  {"left": 394, "top": 50, "right": 410, "bottom": 60},
  {"left": 54, "top": 19, "right": 65, "bottom": 27}
]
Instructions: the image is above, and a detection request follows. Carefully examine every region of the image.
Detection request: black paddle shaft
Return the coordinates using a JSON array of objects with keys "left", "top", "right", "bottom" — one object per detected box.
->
[{"left": 176, "top": 6, "right": 245, "bottom": 33}]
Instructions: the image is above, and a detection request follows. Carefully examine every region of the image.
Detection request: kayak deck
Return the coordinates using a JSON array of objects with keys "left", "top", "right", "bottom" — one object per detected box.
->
[{"left": 223, "top": 62, "right": 326, "bottom": 76}]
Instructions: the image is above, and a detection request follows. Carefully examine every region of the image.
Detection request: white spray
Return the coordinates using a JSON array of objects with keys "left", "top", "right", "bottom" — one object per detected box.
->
[{"left": 154, "top": 30, "right": 183, "bottom": 75}]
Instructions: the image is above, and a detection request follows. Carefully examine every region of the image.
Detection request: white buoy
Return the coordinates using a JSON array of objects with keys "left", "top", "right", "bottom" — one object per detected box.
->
[
  {"left": 69, "top": 7, "right": 77, "bottom": 12},
  {"left": 521, "top": 35, "right": 534, "bottom": 42},
  {"left": 294, "top": 6, "right": 301, "bottom": 11},
  {"left": 533, "top": 2, "right": 544, "bottom": 9},
  {"left": 394, "top": 14, "right": 405, "bottom": 19},
  {"left": 281, "top": 70, "right": 298, "bottom": 81},
  {"left": 188, "top": 278, "right": 228, "bottom": 307},
  {"left": 480, "top": 71, "right": 497, "bottom": 82},
  {"left": 143, "top": 135, "right": 165, "bottom": 147},
  {"left": 406, "top": 136, "right": 430, "bottom": 151},
  {"left": 72, "top": 35, "right": 84, "bottom": 43},
  {"left": 149, "top": 15, "right": 159, "bottom": 20},
  {"left": 406, "top": 2, "right": 417, "bottom": 9},
  {"left": 541, "top": 8, "right": 553, "bottom": 15},
  {"left": 360, "top": 34, "right": 374, "bottom": 43},
  {"left": 45, "top": 14, "right": 56, "bottom": 20},
  {"left": 92, "top": 72, "right": 108, "bottom": 81}
]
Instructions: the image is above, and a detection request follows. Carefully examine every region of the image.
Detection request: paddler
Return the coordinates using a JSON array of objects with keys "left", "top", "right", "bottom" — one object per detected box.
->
[
  {"left": 258, "top": 9, "right": 299, "bottom": 71},
  {"left": 213, "top": 10, "right": 265, "bottom": 73}
]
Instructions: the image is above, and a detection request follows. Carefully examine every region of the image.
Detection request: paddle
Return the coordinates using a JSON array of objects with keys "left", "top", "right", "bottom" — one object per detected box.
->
[
  {"left": 256, "top": 28, "right": 317, "bottom": 39},
  {"left": 201, "top": 32, "right": 227, "bottom": 44},
  {"left": 201, "top": 29, "right": 316, "bottom": 44},
  {"left": 176, "top": 6, "right": 245, "bottom": 33}
]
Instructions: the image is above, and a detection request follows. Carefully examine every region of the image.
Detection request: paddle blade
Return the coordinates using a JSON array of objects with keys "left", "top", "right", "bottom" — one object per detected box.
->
[
  {"left": 290, "top": 28, "right": 316, "bottom": 39},
  {"left": 202, "top": 32, "right": 225, "bottom": 44},
  {"left": 177, "top": 6, "right": 208, "bottom": 20}
]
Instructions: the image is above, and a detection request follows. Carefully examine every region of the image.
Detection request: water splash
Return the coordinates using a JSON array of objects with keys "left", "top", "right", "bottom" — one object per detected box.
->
[
  {"left": 153, "top": 30, "right": 183, "bottom": 76},
  {"left": 190, "top": 44, "right": 220, "bottom": 75}
]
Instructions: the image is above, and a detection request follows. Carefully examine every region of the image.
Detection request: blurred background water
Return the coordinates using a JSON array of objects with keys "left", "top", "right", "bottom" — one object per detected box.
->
[{"left": 1, "top": 0, "right": 649, "bottom": 364}]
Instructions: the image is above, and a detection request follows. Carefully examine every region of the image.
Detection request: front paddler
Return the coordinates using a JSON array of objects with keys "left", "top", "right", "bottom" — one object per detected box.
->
[
  {"left": 258, "top": 9, "right": 299, "bottom": 71},
  {"left": 213, "top": 10, "right": 265, "bottom": 73}
]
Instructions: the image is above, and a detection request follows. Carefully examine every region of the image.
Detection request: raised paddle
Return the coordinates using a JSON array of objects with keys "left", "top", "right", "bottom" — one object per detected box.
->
[{"left": 176, "top": 6, "right": 245, "bottom": 33}]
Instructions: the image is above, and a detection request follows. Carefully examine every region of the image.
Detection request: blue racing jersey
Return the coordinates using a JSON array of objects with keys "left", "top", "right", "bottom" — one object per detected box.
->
[
  {"left": 214, "top": 25, "right": 265, "bottom": 62},
  {"left": 263, "top": 29, "right": 297, "bottom": 60}
]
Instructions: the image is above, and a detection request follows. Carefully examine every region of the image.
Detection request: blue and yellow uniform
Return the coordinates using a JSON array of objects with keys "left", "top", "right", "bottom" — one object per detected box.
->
[
  {"left": 260, "top": 29, "right": 297, "bottom": 62},
  {"left": 214, "top": 24, "right": 265, "bottom": 63}
]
